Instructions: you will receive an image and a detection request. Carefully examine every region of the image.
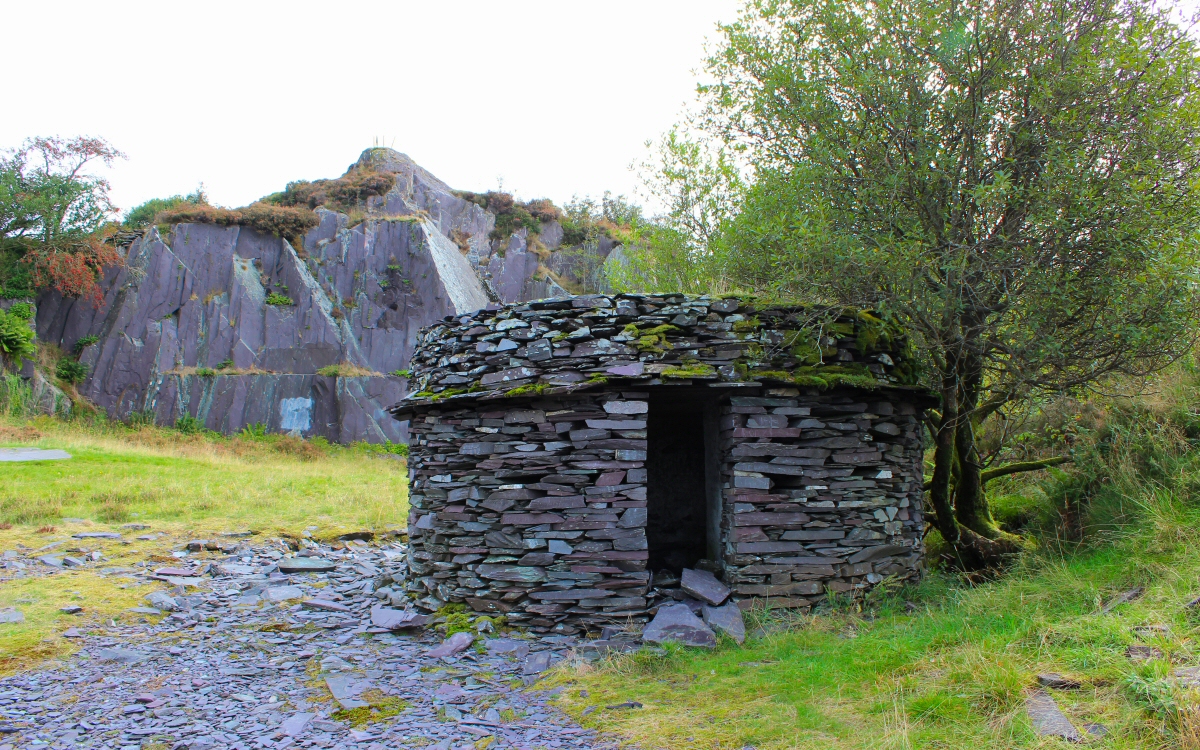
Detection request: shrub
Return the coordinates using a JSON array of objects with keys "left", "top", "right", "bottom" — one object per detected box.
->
[
  {"left": 391, "top": 369, "right": 412, "bottom": 378},
  {"left": 194, "top": 367, "right": 215, "bottom": 377},
  {"left": 0, "top": 307, "right": 36, "bottom": 362},
  {"left": 265, "top": 292, "right": 293, "bottom": 306},
  {"left": 73, "top": 334, "right": 99, "bottom": 353},
  {"left": 262, "top": 168, "right": 396, "bottom": 213},
  {"left": 453, "top": 191, "right": 552, "bottom": 241},
  {"left": 124, "top": 188, "right": 208, "bottom": 229},
  {"left": 216, "top": 358, "right": 234, "bottom": 370},
  {"left": 174, "top": 414, "right": 204, "bottom": 434},
  {"left": 239, "top": 422, "right": 267, "bottom": 439},
  {"left": 5, "top": 303, "right": 33, "bottom": 320},
  {"left": 55, "top": 359, "right": 88, "bottom": 384},
  {"left": 154, "top": 203, "right": 319, "bottom": 244}
]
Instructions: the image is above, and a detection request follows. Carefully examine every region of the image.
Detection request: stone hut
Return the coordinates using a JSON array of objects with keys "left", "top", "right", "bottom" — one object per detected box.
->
[{"left": 391, "top": 294, "right": 931, "bottom": 634}]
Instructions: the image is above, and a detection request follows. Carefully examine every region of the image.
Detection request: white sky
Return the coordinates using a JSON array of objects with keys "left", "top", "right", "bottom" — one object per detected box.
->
[{"left": 1, "top": 0, "right": 742, "bottom": 217}]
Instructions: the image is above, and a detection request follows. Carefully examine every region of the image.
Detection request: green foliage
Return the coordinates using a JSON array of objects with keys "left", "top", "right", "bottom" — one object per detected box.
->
[
  {"left": 661, "top": 362, "right": 716, "bottom": 379},
  {"left": 264, "top": 292, "right": 293, "bottom": 306},
  {"left": 316, "top": 364, "right": 340, "bottom": 377},
  {"left": 559, "top": 192, "right": 642, "bottom": 246},
  {"left": 454, "top": 191, "right": 557, "bottom": 241},
  {"left": 0, "top": 137, "right": 125, "bottom": 303},
  {"left": 174, "top": 415, "right": 205, "bottom": 434},
  {"left": 216, "top": 359, "right": 233, "bottom": 370},
  {"left": 4, "top": 303, "right": 32, "bottom": 320},
  {"left": 54, "top": 359, "right": 88, "bottom": 384},
  {"left": 73, "top": 335, "right": 98, "bottom": 353},
  {"left": 352, "top": 440, "right": 409, "bottom": 458},
  {"left": 637, "top": 0, "right": 1200, "bottom": 553},
  {"left": 123, "top": 188, "right": 207, "bottom": 230},
  {"left": 0, "top": 307, "right": 36, "bottom": 362},
  {"left": 239, "top": 423, "right": 267, "bottom": 439},
  {"left": 390, "top": 369, "right": 412, "bottom": 378},
  {"left": 194, "top": 368, "right": 215, "bottom": 377},
  {"left": 0, "top": 374, "right": 34, "bottom": 417}
]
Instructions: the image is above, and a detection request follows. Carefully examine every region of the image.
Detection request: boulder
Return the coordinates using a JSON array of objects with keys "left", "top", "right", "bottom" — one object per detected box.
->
[{"left": 642, "top": 603, "right": 716, "bottom": 648}]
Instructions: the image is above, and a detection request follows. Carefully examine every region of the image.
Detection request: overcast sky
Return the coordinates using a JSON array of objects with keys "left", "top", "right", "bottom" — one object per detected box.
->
[{"left": 1, "top": 0, "right": 742, "bottom": 217}]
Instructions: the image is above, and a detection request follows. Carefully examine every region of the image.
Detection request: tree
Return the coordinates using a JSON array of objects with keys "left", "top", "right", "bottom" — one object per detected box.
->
[
  {"left": 123, "top": 187, "right": 208, "bottom": 230},
  {"left": 0, "top": 136, "right": 125, "bottom": 303},
  {"left": 631, "top": 0, "right": 1200, "bottom": 563}
]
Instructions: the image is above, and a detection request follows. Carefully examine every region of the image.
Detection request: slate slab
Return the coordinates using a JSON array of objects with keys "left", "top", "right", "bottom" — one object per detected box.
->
[
  {"left": 642, "top": 603, "right": 716, "bottom": 648},
  {"left": 369, "top": 605, "right": 429, "bottom": 630},
  {"left": 324, "top": 675, "right": 370, "bottom": 709},
  {"left": 264, "top": 586, "right": 303, "bottom": 602},
  {"left": 681, "top": 568, "right": 730, "bottom": 606},
  {"left": 301, "top": 599, "right": 351, "bottom": 613},
  {"left": 522, "top": 651, "right": 554, "bottom": 675},
  {"left": 280, "top": 712, "right": 314, "bottom": 737},
  {"left": 428, "top": 631, "right": 475, "bottom": 658},
  {"left": 0, "top": 448, "right": 71, "bottom": 462},
  {"left": 1026, "top": 690, "right": 1082, "bottom": 742},
  {"left": 71, "top": 532, "right": 121, "bottom": 539},
  {"left": 278, "top": 557, "right": 337, "bottom": 573},
  {"left": 1037, "top": 673, "right": 1081, "bottom": 690},
  {"left": 95, "top": 648, "right": 147, "bottom": 664},
  {"left": 702, "top": 602, "right": 746, "bottom": 644},
  {"left": 0, "top": 610, "right": 23, "bottom": 625}
]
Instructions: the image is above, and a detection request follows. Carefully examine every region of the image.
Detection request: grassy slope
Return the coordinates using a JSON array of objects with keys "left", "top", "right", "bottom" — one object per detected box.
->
[
  {"left": 554, "top": 369, "right": 1200, "bottom": 749},
  {"left": 556, "top": 510, "right": 1200, "bottom": 749},
  {"left": 0, "top": 415, "right": 409, "bottom": 674}
]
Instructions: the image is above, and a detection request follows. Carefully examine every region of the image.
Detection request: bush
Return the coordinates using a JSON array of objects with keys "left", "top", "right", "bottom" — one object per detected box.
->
[
  {"left": 124, "top": 188, "right": 207, "bottom": 230},
  {"left": 174, "top": 414, "right": 204, "bottom": 434},
  {"left": 265, "top": 293, "right": 293, "bottom": 306},
  {"left": 263, "top": 169, "right": 396, "bottom": 213},
  {"left": 194, "top": 367, "right": 215, "bottom": 377},
  {"left": 55, "top": 359, "right": 88, "bottom": 384},
  {"left": 73, "top": 334, "right": 99, "bottom": 353},
  {"left": 154, "top": 203, "right": 319, "bottom": 244},
  {"left": 5, "top": 303, "right": 33, "bottom": 320},
  {"left": 453, "top": 191, "right": 553, "bottom": 241},
  {"left": 0, "top": 307, "right": 36, "bottom": 362}
]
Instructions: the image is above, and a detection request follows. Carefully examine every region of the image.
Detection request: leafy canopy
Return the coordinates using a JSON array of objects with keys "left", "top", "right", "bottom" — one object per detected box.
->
[{"left": 623, "top": 0, "right": 1200, "bottom": 558}]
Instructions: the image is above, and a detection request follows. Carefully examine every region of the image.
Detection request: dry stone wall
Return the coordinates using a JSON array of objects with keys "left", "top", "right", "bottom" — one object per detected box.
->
[{"left": 393, "top": 293, "right": 930, "bottom": 632}]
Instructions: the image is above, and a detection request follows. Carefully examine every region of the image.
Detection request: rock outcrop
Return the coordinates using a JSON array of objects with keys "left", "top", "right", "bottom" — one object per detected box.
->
[{"left": 33, "top": 148, "right": 621, "bottom": 442}]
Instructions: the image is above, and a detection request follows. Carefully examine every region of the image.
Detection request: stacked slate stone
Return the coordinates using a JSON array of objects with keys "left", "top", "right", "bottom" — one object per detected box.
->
[{"left": 391, "top": 294, "right": 929, "bottom": 634}]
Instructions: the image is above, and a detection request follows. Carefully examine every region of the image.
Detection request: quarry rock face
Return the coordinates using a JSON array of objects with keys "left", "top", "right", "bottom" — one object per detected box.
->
[{"left": 36, "top": 193, "right": 489, "bottom": 442}]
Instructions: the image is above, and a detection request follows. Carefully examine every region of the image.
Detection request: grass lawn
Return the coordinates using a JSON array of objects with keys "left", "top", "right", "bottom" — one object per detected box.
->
[
  {"left": 0, "top": 415, "right": 408, "bottom": 674},
  {"left": 551, "top": 503, "right": 1200, "bottom": 750}
]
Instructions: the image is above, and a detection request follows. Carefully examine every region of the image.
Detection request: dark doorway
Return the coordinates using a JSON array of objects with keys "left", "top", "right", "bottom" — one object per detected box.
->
[{"left": 646, "top": 391, "right": 714, "bottom": 573}]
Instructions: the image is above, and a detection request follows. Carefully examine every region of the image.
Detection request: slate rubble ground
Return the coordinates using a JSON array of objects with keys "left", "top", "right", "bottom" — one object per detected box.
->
[{"left": 0, "top": 535, "right": 621, "bottom": 750}]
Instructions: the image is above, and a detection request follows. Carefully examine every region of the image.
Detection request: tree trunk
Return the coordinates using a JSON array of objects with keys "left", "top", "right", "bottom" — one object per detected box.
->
[
  {"left": 952, "top": 351, "right": 1000, "bottom": 538},
  {"left": 928, "top": 365, "right": 960, "bottom": 544}
]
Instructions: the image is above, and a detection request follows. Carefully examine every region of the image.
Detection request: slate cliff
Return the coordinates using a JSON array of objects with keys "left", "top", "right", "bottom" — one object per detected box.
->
[{"left": 34, "top": 149, "right": 619, "bottom": 442}]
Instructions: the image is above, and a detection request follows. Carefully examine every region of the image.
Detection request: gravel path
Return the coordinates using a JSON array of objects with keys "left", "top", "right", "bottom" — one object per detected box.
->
[{"left": 0, "top": 535, "right": 616, "bottom": 750}]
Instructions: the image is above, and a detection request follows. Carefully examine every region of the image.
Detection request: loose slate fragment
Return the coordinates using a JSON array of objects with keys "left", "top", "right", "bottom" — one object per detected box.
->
[
  {"left": 642, "top": 603, "right": 716, "bottom": 648},
  {"left": 324, "top": 676, "right": 371, "bottom": 709},
  {"left": 278, "top": 557, "right": 337, "bottom": 573},
  {"left": 1037, "top": 673, "right": 1081, "bottom": 690},
  {"left": 429, "top": 631, "right": 475, "bottom": 658},
  {"left": 301, "top": 599, "right": 351, "bottom": 613},
  {"left": 72, "top": 532, "right": 121, "bottom": 539},
  {"left": 1025, "top": 690, "right": 1082, "bottom": 742},
  {"left": 95, "top": 648, "right": 147, "bottom": 664},
  {"left": 702, "top": 603, "right": 746, "bottom": 644},
  {"left": 0, "top": 609, "right": 23, "bottom": 624},
  {"left": 681, "top": 568, "right": 730, "bottom": 606},
  {"left": 370, "top": 605, "right": 429, "bottom": 630}
]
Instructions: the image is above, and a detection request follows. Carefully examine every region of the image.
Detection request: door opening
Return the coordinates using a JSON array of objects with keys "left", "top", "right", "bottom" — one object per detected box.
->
[{"left": 646, "top": 391, "right": 714, "bottom": 573}]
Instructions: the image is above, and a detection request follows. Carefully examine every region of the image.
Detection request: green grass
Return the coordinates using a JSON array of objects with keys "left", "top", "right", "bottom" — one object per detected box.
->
[
  {"left": 0, "top": 415, "right": 407, "bottom": 534},
  {"left": 0, "top": 414, "right": 410, "bottom": 674},
  {"left": 553, "top": 364, "right": 1200, "bottom": 749},
  {"left": 557, "top": 506, "right": 1200, "bottom": 748}
]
